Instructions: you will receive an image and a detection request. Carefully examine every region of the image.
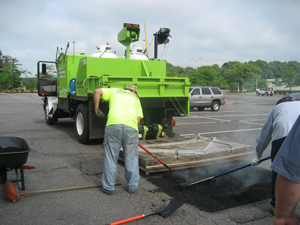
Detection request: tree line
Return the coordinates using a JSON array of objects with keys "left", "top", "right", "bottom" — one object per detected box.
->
[
  {"left": 0, "top": 51, "right": 24, "bottom": 90},
  {"left": 0, "top": 50, "right": 37, "bottom": 91},
  {"left": 166, "top": 60, "right": 300, "bottom": 91},
  {"left": 1, "top": 50, "right": 300, "bottom": 92}
]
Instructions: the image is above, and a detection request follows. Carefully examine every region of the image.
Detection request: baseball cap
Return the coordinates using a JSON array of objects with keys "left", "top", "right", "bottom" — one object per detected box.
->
[{"left": 125, "top": 84, "right": 139, "bottom": 97}]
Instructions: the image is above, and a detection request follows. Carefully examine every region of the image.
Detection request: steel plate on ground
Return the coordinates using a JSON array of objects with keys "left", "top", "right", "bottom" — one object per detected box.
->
[{"left": 119, "top": 136, "right": 252, "bottom": 175}]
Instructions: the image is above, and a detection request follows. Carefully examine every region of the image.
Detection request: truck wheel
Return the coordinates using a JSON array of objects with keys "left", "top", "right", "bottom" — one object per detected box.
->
[
  {"left": 75, "top": 104, "right": 89, "bottom": 144},
  {"left": 197, "top": 107, "right": 205, "bottom": 111},
  {"left": 211, "top": 101, "right": 220, "bottom": 111},
  {"left": 44, "top": 99, "right": 55, "bottom": 125}
]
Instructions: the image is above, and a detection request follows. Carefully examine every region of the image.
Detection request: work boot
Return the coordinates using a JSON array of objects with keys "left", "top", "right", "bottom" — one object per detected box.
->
[
  {"left": 101, "top": 186, "right": 113, "bottom": 195},
  {"left": 127, "top": 187, "right": 137, "bottom": 194},
  {"left": 271, "top": 206, "right": 275, "bottom": 215}
]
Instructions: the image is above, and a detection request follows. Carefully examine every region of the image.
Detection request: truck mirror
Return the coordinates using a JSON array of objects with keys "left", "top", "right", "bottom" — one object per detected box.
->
[{"left": 42, "top": 63, "right": 47, "bottom": 75}]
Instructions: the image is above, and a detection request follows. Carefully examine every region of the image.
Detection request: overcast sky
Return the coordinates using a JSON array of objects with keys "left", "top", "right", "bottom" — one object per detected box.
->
[{"left": 1, "top": 0, "right": 299, "bottom": 77}]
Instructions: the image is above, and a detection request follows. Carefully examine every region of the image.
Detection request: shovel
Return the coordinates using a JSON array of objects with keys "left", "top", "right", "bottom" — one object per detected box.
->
[
  {"left": 108, "top": 198, "right": 183, "bottom": 225},
  {"left": 180, "top": 156, "right": 271, "bottom": 188},
  {"left": 138, "top": 143, "right": 185, "bottom": 182}
]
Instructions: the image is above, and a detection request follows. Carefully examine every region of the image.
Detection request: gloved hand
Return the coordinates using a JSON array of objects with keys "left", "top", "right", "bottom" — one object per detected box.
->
[
  {"left": 252, "top": 154, "right": 261, "bottom": 166},
  {"left": 95, "top": 108, "right": 106, "bottom": 118}
]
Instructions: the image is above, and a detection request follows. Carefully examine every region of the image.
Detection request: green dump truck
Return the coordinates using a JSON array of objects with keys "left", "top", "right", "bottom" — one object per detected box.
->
[{"left": 37, "top": 23, "right": 190, "bottom": 144}]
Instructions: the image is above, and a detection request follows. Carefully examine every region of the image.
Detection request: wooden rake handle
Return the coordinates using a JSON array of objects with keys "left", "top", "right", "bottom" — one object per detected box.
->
[{"left": 29, "top": 183, "right": 122, "bottom": 194}]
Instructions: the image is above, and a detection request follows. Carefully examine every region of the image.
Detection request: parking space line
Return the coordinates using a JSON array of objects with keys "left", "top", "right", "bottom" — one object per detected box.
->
[
  {"left": 242, "top": 121, "right": 265, "bottom": 126},
  {"left": 176, "top": 122, "right": 216, "bottom": 125},
  {"left": 181, "top": 128, "right": 262, "bottom": 136},
  {"left": 188, "top": 113, "right": 268, "bottom": 118}
]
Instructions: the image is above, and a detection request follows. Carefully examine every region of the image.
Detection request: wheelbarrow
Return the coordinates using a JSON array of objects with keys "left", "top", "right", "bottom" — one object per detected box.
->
[{"left": 0, "top": 137, "right": 36, "bottom": 190}]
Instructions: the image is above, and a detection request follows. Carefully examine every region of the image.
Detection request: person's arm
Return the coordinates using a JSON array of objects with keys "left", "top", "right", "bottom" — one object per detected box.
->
[
  {"left": 94, "top": 88, "right": 103, "bottom": 108},
  {"left": 255, "top": 110, "right": 273, "bottom": 158},
  {"left": 136, "top": 98, "right": 143, "bottom": 126},
  {"left": 94, "top": 88, "right": 105, "bottom": 118},
  {"left": 137, "top": 116, "right": 140, "bottom": 125}
]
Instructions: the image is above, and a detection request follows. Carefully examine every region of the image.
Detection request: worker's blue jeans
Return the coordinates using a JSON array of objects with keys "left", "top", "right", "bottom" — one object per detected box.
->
[{"left": 102, "top": 124, "right": 140, "bottom": 194}]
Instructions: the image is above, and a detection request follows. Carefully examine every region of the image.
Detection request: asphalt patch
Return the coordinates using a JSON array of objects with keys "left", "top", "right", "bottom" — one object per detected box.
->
[{"left": 146, "top": 164, "right": 272, "bottom": 212}]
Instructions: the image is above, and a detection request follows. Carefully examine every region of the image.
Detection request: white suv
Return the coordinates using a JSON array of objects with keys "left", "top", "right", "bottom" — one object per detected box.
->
[{"left": 189, "top": 86, "right": 226, "bottom": 111}]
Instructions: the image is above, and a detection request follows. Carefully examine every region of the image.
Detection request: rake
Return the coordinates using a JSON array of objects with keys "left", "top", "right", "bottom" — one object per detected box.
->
[
  {"left": 1, "top": 181, "right": 121, "bottom": 203},
  {"left": 138, "top": 143, "right": 186, "bottom": 182},
  {"left": 180, "top": 156, "right": 271, "bottom": 188}
]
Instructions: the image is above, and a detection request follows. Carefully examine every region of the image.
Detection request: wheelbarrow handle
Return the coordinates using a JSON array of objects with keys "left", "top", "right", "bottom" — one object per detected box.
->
[{"left": 19, "top": 165, "right": 36, "bottom": 170}]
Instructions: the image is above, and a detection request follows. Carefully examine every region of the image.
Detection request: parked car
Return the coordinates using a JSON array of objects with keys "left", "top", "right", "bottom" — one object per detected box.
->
[
  {"left": 283, "top": 92, "right": 300, "bottom": 101},
  {"left": 256, "top": 88, "right": 274, "bottom": 96},
  {"left": 189, "top": 86, "right": 226, "bottom": 111}
]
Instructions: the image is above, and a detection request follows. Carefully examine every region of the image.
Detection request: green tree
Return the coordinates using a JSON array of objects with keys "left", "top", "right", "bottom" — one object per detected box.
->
[
  {"left": 286, "top": 61, "right": 300, "bottom": 88},
  {"left": 281, "top": 66, "right": 296, "bottom": 90},
  {"left": 221, "top": 61, "right": 261, "bottom": 90},
  {"left": 0, "top": 51, "right": 3, "bottom": 70},
  {"left": 30, "top": 82, "right": 35, "bottom": 90},
  {"left": 166, "top": 62, "right": 180, "bottom": 77},
  {"left": 0, "top": 51, "right": 25, "bottom": 89},
  {"left": 269, "top": 61, "right": 287, "bottom": 79},
  {"left": 211, "top": 64, "right": 221, "bottom": 74},
  {"left": 197, "top": 66, "right": 218, "bottom": 86},
  {"left": 252, "top": 60, "right": 270, "bottom": 79},
  {"left": 25, "top": 81, "right": 30, "bottom": 90}
]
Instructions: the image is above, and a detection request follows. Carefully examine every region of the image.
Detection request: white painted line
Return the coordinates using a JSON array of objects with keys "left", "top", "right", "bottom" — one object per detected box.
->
[
  {"left": 187, "top": 113, "right": 269, "bottom": 119},
  {"left": 181, "top": 128, "right": 262, "bottom": 136},
  {"left": 176, "top": 122, "right": 216, "bottom": 125},
  {"left": 242, "top": 121, "right": 265, "bottom": 126}
]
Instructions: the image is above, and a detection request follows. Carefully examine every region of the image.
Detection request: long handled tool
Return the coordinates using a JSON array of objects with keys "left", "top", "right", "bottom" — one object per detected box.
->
[
  {"left": 180, "top": 156, "right": 271, "bottom": 188},
  {"left": 108, "top": 198, "right": 183, "bottom": 225},
  {"left": 1, "top": 181, "right": 122, "bottom": 203},
  {"left": 138, "top": 143, "right": 185, "bottom": 182}
]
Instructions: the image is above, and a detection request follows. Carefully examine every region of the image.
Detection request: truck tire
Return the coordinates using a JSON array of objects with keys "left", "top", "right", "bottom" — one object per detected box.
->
[
  {"left": 197, "top": 107, "right": 205, "bottom": 111},
  {"left": 44, "top": 99, "right": 55, "bottom": 125},
  {"left": 211, "top": 101, "right": 220, "bottom": 111},
  {"left": 75, "top": 104, "right": 89, "bottom": 144}
]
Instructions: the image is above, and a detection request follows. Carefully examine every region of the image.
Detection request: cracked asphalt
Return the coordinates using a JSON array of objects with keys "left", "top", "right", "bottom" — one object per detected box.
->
[{"left": 0, "top": 92, "right": 299, "bottom": 225}]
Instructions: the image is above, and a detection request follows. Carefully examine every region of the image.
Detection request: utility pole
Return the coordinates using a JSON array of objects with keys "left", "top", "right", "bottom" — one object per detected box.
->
[{"left": 191, "top": 57, "right": 202, "bottom": 72}]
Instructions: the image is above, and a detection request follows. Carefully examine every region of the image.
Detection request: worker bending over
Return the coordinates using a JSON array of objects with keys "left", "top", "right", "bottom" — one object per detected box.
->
[{"left": 94, "top": 84, "right": 143, "bottom": 195}]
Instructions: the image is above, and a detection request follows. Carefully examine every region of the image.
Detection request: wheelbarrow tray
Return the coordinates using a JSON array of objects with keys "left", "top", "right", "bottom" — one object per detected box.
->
[{"left": 0, "top": 137, "right": 31, "bottom": 167}]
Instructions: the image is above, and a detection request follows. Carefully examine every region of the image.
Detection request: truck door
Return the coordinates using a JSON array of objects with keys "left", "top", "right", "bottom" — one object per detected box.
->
[{"left": 37, "top": 61, "right": 57, "bottom": 97}]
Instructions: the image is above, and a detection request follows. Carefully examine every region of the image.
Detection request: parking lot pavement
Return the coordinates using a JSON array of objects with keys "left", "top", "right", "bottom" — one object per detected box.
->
[{"left": 0, "top": 93, "right": 300, "bottom": 224}]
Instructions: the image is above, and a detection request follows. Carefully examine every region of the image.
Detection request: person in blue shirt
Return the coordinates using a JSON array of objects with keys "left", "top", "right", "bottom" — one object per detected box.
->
[
  {"left": 252, "top": 98, "right": 300, "bottom": 213},
  {"left": 271, "top": 115, "right": 300, "bottom": 225}
]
